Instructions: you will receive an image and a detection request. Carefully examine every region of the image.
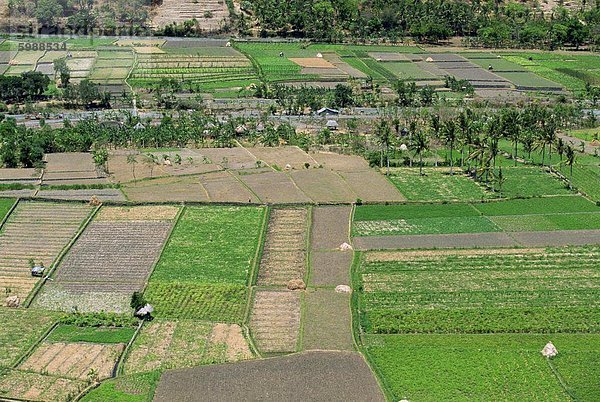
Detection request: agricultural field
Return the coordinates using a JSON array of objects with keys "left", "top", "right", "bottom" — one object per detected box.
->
[
  {"left": 0, "top": 369, "right": 87, "bottom": 402},
  {"left": 365, "top": 334, "right": 599, "bottom": 401},
  {"left": 567, "top": 127, "right": 600, "bottom": 142},
  {"left": 0, "top": 197, "right": 14, "bottom": 221},
  {"left": 144, "top": 205, "right": 264, "bottom": 322},
  {"left": 124, "top": 320, "right": 252, "bottom": 374},
  {"left": 81, "top": 370, "right": 161, "bottom": 402},
  {"left": 0, "top": 201, "right": 92, "bottom": 300},
  {"left": 352, "top": 195, "right": 600, "bottom": 236},
  {"left": 357, "top": 246, "right": 600, "bottom": 333},
  {"left": 34, "top": 206, "right": 176, "bottom": 313}
]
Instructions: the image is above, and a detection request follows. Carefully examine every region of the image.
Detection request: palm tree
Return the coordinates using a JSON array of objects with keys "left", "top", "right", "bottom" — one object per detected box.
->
[
  {"left": 410, "top": 129, "right": 429, "bottom": 176},
  {"left": 127, "top": 153, "right": 138, "bottom": 183},
  {"left": 563, "top": 145, "right": 576, "bottom": 190},
  {"left": 441, "top": 120, "right": 457, "bottom": 175},
  {"left": 374, "top": 119, "right": 393, "bottom": 175}
]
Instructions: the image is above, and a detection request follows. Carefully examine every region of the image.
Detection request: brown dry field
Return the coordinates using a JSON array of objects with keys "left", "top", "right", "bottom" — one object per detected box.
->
[
  {"left": 339, "top": 170, "right": 405, "bottom": 202},
  {"left": 310, "top": 251, "right": 352, "bottom": 286},
  {"left": 246, "top": 146, "right": 317, "bottom": 170},
  {"left": 96, "top": 205, "right": 179, "bottom": 221},
  {"left": 250, "top": 290, "right": 301, "bottom": 354},
  {"left": 36, "top": 188, "right": 126, "bottom": 202},
  {"left": 151, "top": 0, "right": 229, "bottom": 30},
  {"left": 0, "top": 168, "right": 41, "bottom": 180},
  {"left": 310, "top": 152, "right": 370, "bottom": 171},
  {"left": 366, "top": 248, "right": 546, "bottom": 262},
  {"left": 20, "top": 341, "right": 124, "bottom": 380},
  {"left": 154, "top": 351, "right": 385, "bottom": 402},
  {"left": 289, "top": 58, "right": 337, "bottom": 68},
  {"left": 311, "top": 206, "right": 352, "bottom": 249},
  {"left": 302, "top": 289, "right": 353, "bottom": 351},
  {"left": 324, "top": 53, "right": 368, "bottom": 78},
  {"left": 0, "top": 369, "right": 86, "bottom": 402},
  {"left": 44, "top": 153, "right": 96, "bottom": 173},
  {"left": 198, "top": 147, "right": 257, "bottom": 169},
  {"left": 0, "top": 202, "right": 92, "bottom": 300},
  {"left": 290, "top": 169, "right": 357, "bottom": 203},
  {"left": 236, "top": 170, "right": 310, "bottom": 203},
  {"left": 109, "top": 152, "right": 221, "bottom": 184},
  {"left": 124, "top": 320, "right": 252, "bottom": 375},
  {"left": 199, "top": 171, "right": 259, "bottom": 203},
  {"left": 258, "top": 208, "right": 308, "bottom": 286},
  {"left": 122, "top": 175, "right": 210, "bottom": 202}
]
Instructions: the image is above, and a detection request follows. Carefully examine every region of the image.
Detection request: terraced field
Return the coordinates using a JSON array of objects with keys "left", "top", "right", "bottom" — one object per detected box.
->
[
  {"left": 0, "top": 201, "right": 92, "bottom": 300},
  {"left": 257, "top": 208, "right": 308, "bottom": 286},
  {"left": 249, "top": 290, "right": 302, "bottom": 354},
  {"left": 35, "top": 206, "right": 175, "bottom": 313}
]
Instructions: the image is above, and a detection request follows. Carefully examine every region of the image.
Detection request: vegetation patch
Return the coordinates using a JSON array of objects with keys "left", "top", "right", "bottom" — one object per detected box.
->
[
  {"left": 81, "top": 370, "right": 161, "bottom": 402},
  {"left": 46, "top": 325, "right": 135, "bottom": 344},
  {"left": 0, "top": 198, "right": 14, "bottom": 220},
  {"left": 365, "top": 333, "right": 598, "bottom": 401}
]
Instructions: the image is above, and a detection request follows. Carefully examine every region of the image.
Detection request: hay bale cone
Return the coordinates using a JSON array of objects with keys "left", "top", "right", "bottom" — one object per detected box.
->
[{"left": 287, "top": 279, "right": 306, "bottom": 290}]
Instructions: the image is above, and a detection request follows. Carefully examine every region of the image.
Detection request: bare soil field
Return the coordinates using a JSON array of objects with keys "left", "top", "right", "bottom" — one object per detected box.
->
[
  {"left": 337, "top": 170, "right": 406, "bottom": 202},
  {"left": 0, "top": 167, "right": 41, "bottom": 182},
  {"left": 258, "top": 208, "right": 308, "bottom": 286},
  {"left": 289, "top": 169, "right": 357, "bottom": 203},
  {"left": 0, "top": 369, "right": 86, "bottom": 402},
  {"left": 125, "top": 320, "right": 252, "bottom": 375},
  {"left": 20, "top": 341, "right": 124, "bottom": 380},
  {"left": 310, "top": 251, "right": 352, "bottom": 286},
  {"left": 36, "top": 189, "right": 126, "bottom": 202},
  {"left": 35, "top": 220, "right": 172, "bottom": 312},
  {"left": 151, "top": 0, "right": 229, "bottom": 31},
  {"left": 42, "top": 152, "right": 107, "bottom": 186},
  {"left": 96, "top": 205, "right": 179, "bottom": 221},
  {"left": 511, "top": 229, "right": 600, "bottom": 246},
  {"left": 199, "top": 171, "right": 259, "bottom": 202},
  {"left": 302, "top": 289, "right": 353, "bottom": 351},
  {"left": 246, "top": 146, "right": 317, "bottom": 170},
  {"left": 0, "top": 201, "right": 91, "bottom": 300},
  {"left": 249, "top": 290, "right": 301, "bottom": 354},
  {"left": 310, "top": 152, "right": 369, "bottom": 171},
  {"left": 153, "top": 351, "right": 385, "bottom": 402},
  {"left": 324, "top": 53, "right": 367, "bottom": 78},
  {"left": 198, "top": 147, "right": 257, "bottom": 169},
  {"left": 311, "top": 206, "right": 352, "bottom": 250},
  {"left": 236, "top": 170, "right": 310, "bottom": 203},
  {"left": 289, "top": 58, "right": 337, "bottom": 68},
  {"left": 121, "top": 175, "right": 210, "bottom": 202}
]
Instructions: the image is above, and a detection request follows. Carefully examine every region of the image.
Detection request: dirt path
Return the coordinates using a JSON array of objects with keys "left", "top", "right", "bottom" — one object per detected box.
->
[
  {"left": 354, "top": 229, "right": 600, "bottom": 250},
  {"left": 154, "top": 351, "right": 385, "bottom": 402}
]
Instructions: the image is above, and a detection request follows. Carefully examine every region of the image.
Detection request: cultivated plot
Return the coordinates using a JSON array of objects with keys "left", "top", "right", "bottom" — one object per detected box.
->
[
  {"left": 124, "top": 320, "right": 252, "bottom": 374},
  {"left": 35, "top": 207, "right": 175, "bottom": 312},
  {"left": 0, "top": 369, "right": 86, "bottom": 402},
  {"left": 0, "top": 201, "right": 92, "bottom": 300},
  {"left": 250, "top": 290, "right": 301, "bottom": 354}
]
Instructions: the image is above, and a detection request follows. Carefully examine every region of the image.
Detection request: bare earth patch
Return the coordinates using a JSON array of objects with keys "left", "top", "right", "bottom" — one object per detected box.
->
[
  {"left": 0, "top": 370, "right": 86, "bottom": 402},
  {"left": 289, "top": 58, "right": 337, "bottom": 68},
  {"left": 311, "top": 206, "right": 352, "bottom": 250},
  {"left": 250, "top": 290, "right": 301, "bottom": 354},
  {"left": 122, "top": 175, "right": 210, "bottom": 202},
  {"left": 236, "top": 170, "right": 310, "bottom": 203},
  {"left": 20, "top": 341, "right": 124, "bottom": 380},
  {"left": 96, "top": 205, "right": 179, "bottom": 221}
]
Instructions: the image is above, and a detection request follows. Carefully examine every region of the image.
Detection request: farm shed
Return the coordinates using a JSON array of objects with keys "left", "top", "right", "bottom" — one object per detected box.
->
[
  {"left": 317, "top": 107, "right": 340, "bottom": 116},
  {"left": 326, "top": 120, "right": 339, "bottom": 130}
]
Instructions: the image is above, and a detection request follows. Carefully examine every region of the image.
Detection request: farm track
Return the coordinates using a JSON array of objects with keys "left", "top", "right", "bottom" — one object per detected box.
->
[
  {"left": 257, "top": 208, "right": 308, "bottom": 286},
  {"left": 249, "top": 290, "right": 301, "bottom": 353},
  {"left": 0, "top": 202, "right": 91, "bottom": 300},
  {"left": 354, "top": 229, "right": 600, "bottom": 250},
  {"left": 35, "top": 220, "right": 172, "bottom": 312}
]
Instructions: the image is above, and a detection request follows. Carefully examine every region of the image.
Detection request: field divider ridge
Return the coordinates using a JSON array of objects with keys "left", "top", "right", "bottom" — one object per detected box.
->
[
  {"left": 11, "top": 321, "right": 60, "bottom": 369},
  {"left": 0, "top": 198, "right": 20, "bottom": 231},
  {"left": 23, "top": 203, "right": 101, "bottom": 308},
  {"left": 114, "top": 319, "right": 146, "bottom": 377},
  {"left": 546, "top": 357, "right": 577, "bottom": 401}
]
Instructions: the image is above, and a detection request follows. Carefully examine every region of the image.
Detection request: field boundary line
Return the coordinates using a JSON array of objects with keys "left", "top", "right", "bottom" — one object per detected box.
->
[
  {"left": 23, "top": 204, "right": 101, "bottom": 308},
  {"left": 285, "top": 171, "right": 316, "bottom": 204},
  {"left": 227, "top": 169, "right": 262, "bottom": 203},
  {"left": 139, "top": 204, "right": 185, "bottom": 294},
  {"left": 547, "top": 358, "right": 578, "bottom": 401},
  {"left": 349, "top": 251, "right": 395, "bottom": 401},
  {"left": 304, "top": 205, "right": 313, "bottom": 284},
  {"left": 115, "top": 319, "right": 145, "bottom": 377},
  {"left": 243, "top": 288, "right": 262, "bottom": 358},
  {"left": 0, "top": 198, "right": 20, "bottom": 231},
  {"left": 11, "top": 321, "right": 60, "bottom": 369}
]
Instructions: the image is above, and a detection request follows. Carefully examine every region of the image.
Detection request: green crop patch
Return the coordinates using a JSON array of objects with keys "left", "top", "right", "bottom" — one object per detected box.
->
[
  {"left": 358, "top": 246, "right": 600, "bottom": 334},
  {"left": 387, "top": 168, "right": 491, "bottom": 202},
  {"left": 81, "top": 370, "right": 161, "bottom": 402},
  {"left": 46, "top": 325, "right": 135, "bottom": 344},
  {"left": 473, "top": 196, "right": 598, "bottom": 216},
  {"left": 0, "top": 308, "right": 60, "bottom": 366},
  {"left": 490, "top": 212, "right": 600, "bottom": 232},
  {"left": 354, "top": 203, "right": 480, "bottom": 221},
  {"left": 353, "top": 215, "right": 499, "bottom": 236},
  {"left": 0, "top": 199, "right": 14, "bottom": 222},
  {"left": 365, "top": 333, "right": 599, "bottom": 402},
  {"left": 496, "top": 166, "right": 572, "bottom": 198}
]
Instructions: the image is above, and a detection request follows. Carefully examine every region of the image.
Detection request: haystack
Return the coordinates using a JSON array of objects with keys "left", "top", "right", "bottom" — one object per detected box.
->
[
  {"left": 5, "top": 295, "right": 20, "bottom": 308},
  {"left": 89, "top": 196, "right": 101, "bottom": 206},
  {"left": 287, "top": 279, "right": 306, "bottom": 290},
  {"left": 541, "top": 341, "right": 558, "bottom": 358},
  {"left": 339, "top": 242, "right": 353, "bottom": 251},
  {"left": 335, "top": 285, "right": 351, "bottom": 293},
  {"left": 425, "top": 57, "right": 434, "bottom": 62}
]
